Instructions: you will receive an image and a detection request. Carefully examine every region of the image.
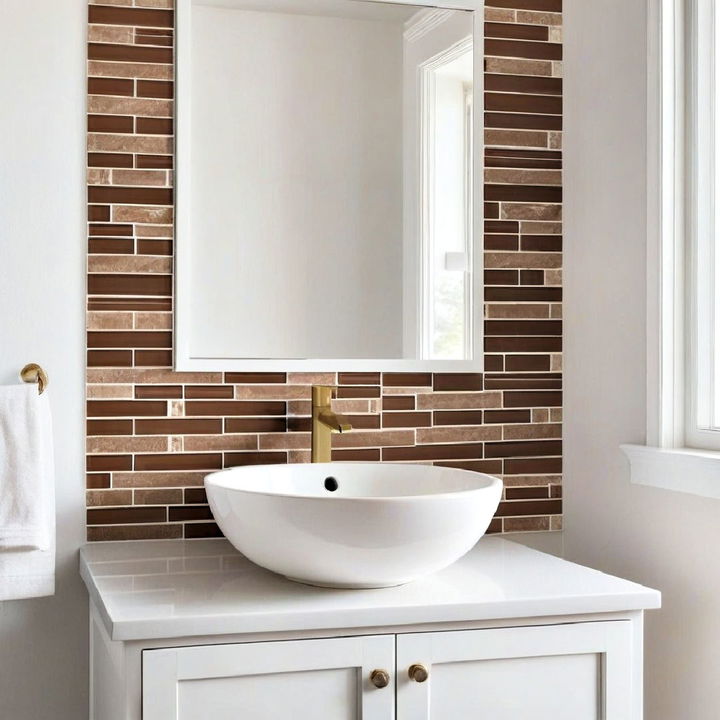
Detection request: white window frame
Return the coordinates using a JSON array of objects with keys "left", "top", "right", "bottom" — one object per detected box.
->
[
  {"left": 418, "top": 36, "right": 474, "bottom": 361},
  {"left": 622, "top": 0, "right": 720, "bottom": 498}
]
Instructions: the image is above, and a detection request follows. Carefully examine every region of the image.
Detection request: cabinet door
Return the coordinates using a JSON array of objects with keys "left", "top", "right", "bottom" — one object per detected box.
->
[
  {"left": 397, "top": 621, "right": 634, "bottom": 720},
  {"left": 143, "top": 635, "right": 395, "bottom": 720}
]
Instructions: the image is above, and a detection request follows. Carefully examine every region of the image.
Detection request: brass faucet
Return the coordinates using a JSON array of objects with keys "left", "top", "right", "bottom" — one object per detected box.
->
[{"left": 311, "top": 386, "right": 352, "bottom": 463}]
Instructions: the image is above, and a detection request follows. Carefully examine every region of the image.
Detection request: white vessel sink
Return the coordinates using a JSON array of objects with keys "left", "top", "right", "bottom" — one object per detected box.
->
[{"left": 205, "top": 463, "right": 502, "bottom": 589}]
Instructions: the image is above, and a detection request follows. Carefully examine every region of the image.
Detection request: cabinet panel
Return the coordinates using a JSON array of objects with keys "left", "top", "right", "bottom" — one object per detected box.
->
[
  {"left": 430, "top": 653, "right": 599, "bottom": 718},
  {"left": 396, "top": 621, "right": 634, "bottom": 720},
  {"left": 143, "top": 635, "right": 395, "bottom": 720}
]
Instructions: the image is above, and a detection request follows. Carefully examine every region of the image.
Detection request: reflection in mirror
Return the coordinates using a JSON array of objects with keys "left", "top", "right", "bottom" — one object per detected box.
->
[
  {"left": 417, "top": 30, "right": 474, "bottom": 360},
  {"left": 177, "top": 0, "right": 479, "bottom": 368}
]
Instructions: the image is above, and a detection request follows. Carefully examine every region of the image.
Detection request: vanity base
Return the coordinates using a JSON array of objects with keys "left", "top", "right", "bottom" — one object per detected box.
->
[{"left": 81, "top": 537, "right": 660, "bottom": 720}]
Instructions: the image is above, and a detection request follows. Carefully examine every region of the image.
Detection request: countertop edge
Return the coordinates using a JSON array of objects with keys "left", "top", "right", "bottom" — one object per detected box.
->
[{"left": 79, "top": 541, "right": 662, "bottom": 643}]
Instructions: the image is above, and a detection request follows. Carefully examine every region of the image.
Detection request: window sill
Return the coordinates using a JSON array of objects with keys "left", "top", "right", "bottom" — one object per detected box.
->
[{"left": 621, "top": 444, "right": 720, "bottom": 499}]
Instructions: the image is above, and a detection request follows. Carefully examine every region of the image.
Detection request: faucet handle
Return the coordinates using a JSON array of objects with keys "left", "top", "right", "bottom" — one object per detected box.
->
[{"left": 312, "top": 385, "right": 336, "bottom": 406}]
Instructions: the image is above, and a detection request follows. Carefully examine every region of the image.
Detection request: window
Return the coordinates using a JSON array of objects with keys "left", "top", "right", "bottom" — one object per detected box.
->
[
  {"left": 650, "top": 0, "right": 720, "bottom": 451},
  {"left": 624, "top": 0, "right": 720, "bottom": 499}
]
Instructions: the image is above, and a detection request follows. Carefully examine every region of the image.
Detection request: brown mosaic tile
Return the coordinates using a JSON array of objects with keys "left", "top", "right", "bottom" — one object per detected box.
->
[
  {"left": 137, "top": 79, "right": 174, "bottom": 98},
  {"left": 331, "top": 449, "right": 381, "bottom": 462},
  {"left": 135, "top": 488, "right": 183, "bottom": 505},
  {"left": 485, "top": 73, "right": 562, "bottom": 95},
  {"left": 486, "top": 0, "right": 561, "bottom": 12},
  {"left": 87, "top": 474, "right": 111, "bottom": 489},
  {"left": 134, "top": 453, "right": 222, "bottom": 471},
  {"left": 336, "top": 386, "right": 381, "bottom": 399},
  {"left": 486, "top": 57, "right": 553, "bottom": 77},
  {"left": 225, "top": 372, "right": 287, "bottom": 384},
  {"left": 169, "top": 505, "right": 214, "bottom": 522},
  {"left": 485, "top": 7, "right": 515, "bottom": 21},
  {"left": 85, "top": 0, "right": 563, "bottom": 540},
  {"left": 382, "top": 373, "right": 432, "bottom": 387},
  {"left": 88, "top": 42, "right": 172, "bottom": 63},
  {"left": 381, "top": 412, "right": 432, "bottom": 428},
  {"left": 185, "top": 400, "right": 286, "bottom": 417},
  {"left": 86, "top": 455, "right": 132, "bottom": 472},
  {"left": 505, "top": 486, "right": 550, "bottom": 500},
  {"left": 88, "top": 273, "right": 171, "bottom": 296},
  {"left": 87, "top": 436, "right": 166, "bottom": 453},
  {"left": 382, "top": 444, "right": 485, "bottom": 462},
  {"left": 503, "top": 390, "right": 563, "bottom": 407},
  {"left": 485, "top": 39, "right": 562, "bottom": 61},
  {"left": 485, "top": 439, "right": 561, "bottom": 458},
  {"left": 333, "top": 430, "right": 414, "bottom": 449},
  {"left": 184, "top": 488, "right": 207, "bottom": 504},
  {"left": 184, "top": 435, "right": 258, "bottom": 452},
  {"left": 485, "top": 21, "right": 548, "bottom": 41},
  {"left": 88, "top": 5, "right": 173, "bottom": 27},
  {"left": 224, "top": 451, "right": 287, "bottom": 467},
  {"left": 433, "top": 373, "right": 484, "bottom": 391},
  {"left": 416, "top": 392, "right": 503, "bottom": 410},
  {"left": 517, "top": 10, "right": 562, "bottom": 25},
  {"left": 87, "top": 349, "right": 133, "bottom": 367},
  {"left": 87, "top": 524, "right": 182, "bottom": 541},
  {"left": 136, "top": 116, "right": 173, "bottom": 134},
  {"left": 87, "top": 399, "right": 167, "bottom": 417},
  {"left": 437, "top": 459, "right": 503, "bottom": 474},
  {"left": 382, "top": 396, "right": 415, "bottom": 410},
  {"left": 483, "top": 409, "right": 533, "bottom": 424},
  {"left": 87, "top": 489, "right": 133, "bottom": 507},
  {"left": 136, "top": 154, "right": 174, "bottom": 169},
  {"left": 134, "top": 350, "right": 173, "bottom": 366},
  {"left": 505, "top": 457, "right": 562, "bottom": 474},
  {"left": 495, "top": 499, "right": 562, "bottom": 517},
  {"left": 432, "top": 410, "right": 487, "bottom": 426},
  {"left": 135, "top": 385, "right": 182, "bottom": 399},
  {"left": 224, "top": 417, "right": 286, "bottom": 433},
  {"left": 503, "top": 516, "right": 551, "bottom": 532},
  {"left": 112, "top": 471, "right": 206, "bottom": 488},
  {"left": 503, "top": 423, "right": 562, "bottom": 440},
  {"left": 416, "top": 426, "right": 502, "bottom": 444},
  {"left": 485, "top": 337, "right": 562, "bottom": 352},
  {"left": 88, "top": 76, "right": 134, "bottom": 96},
  {"left": 184, "top": 522, "right": 222, "bottom": 539},
  {"left": 485, "top": 286, "right": 562, "bottom": 302}
]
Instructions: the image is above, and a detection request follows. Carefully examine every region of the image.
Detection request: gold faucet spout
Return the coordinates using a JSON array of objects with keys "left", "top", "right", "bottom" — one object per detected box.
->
[
  {"left": 311, "top": 386, "right": 353, "bottom": 463},
  {"left": 318, "top": 410, "right": 352, "bottom": 433}
]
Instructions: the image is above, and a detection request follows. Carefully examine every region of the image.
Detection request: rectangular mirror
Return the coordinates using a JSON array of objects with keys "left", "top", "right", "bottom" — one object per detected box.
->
[{"left": 176, "top": 0, "right": 483, "bottom": 371}]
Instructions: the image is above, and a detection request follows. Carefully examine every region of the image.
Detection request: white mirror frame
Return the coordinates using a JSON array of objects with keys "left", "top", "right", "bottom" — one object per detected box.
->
[{"left": 174, "top": 0, "right": 485, "bottom": 372}]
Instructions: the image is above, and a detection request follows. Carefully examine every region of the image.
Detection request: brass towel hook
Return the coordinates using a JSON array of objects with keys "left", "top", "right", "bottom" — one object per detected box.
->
[{"left": 20, "top": 363, "right": 48, "bottom": 395}]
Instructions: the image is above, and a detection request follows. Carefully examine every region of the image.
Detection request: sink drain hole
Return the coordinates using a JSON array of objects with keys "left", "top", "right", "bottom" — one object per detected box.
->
[{"left": 324, "top": 477, "right": 339, "bottom": 492}]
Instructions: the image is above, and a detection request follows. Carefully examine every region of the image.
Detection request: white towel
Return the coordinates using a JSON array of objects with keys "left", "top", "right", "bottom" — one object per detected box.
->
[{"left": 0, "top": 384, "right": 55, "bottom": 600}]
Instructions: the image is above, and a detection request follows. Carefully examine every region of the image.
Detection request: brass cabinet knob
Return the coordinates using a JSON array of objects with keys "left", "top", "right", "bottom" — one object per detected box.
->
[
  {"left": 370, "top": 669, "right": 390, "bottom": 689},
  {"left": 408, "top": 664, "right": 429, "bottom": 683}
]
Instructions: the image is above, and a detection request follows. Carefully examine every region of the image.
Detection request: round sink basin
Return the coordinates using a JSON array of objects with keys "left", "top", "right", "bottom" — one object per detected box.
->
[{"left": 205, "top": 463, "right": 502, "bottom": 589}]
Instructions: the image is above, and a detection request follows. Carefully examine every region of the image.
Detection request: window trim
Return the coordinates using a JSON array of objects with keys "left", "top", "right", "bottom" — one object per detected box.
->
[
  {"left": 624, "top": 0, "right": 720, "bottom": 497},
  {"left": 646, "top": 0, "right": 686, "bottom": 451},
  {"left": 647, "top": 0, "right": 720, "bottom": 451},
  {"left": 686, "top": 0, "right": 720, "bottom": 448}
]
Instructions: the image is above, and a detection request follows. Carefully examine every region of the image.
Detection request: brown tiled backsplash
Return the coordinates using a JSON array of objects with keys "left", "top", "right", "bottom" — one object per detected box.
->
[{"left": 85, "top": 0, "right": 563, "bottom": 541}]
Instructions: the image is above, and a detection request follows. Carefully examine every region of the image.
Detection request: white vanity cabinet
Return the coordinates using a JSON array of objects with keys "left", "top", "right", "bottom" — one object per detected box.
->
[
  {"left": 80, "top": 537, "right": 659, "bottom": 720},
  {"left": 143, "top": 635, "right": 396, "bottom": 720},
  {"left": 396, "top": 622, "right": 634, "bottom": 720},
  {"left": 142, "top": 622, "right": 634, "bottom": 720}
]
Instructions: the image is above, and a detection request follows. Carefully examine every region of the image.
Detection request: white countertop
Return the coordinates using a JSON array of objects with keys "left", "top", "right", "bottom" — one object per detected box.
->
[{"left": 79, "top": 537, "right": 661, "bottom": 642}]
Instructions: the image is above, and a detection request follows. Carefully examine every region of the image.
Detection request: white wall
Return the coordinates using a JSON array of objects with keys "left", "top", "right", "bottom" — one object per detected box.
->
[
  {"left": 0, "top": 1, "right": 87, "bottom": 718},
  {"left": 564, "top": 1, "right": 720, "bottom": 717}
]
